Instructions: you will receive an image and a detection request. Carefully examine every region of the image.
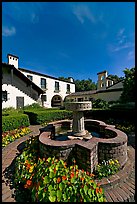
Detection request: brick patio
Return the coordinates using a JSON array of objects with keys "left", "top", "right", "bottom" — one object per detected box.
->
[{"left": 2, "top": 125, "right": 135, "bottom": 202}]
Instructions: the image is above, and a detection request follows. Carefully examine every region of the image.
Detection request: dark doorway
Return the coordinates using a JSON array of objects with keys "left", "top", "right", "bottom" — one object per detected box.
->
[
  {"left": 16, "top": 97, "right": 24, "bottom": 109},
  {"left": 51, "top": 95, "right": 62, "bottom": 107}
]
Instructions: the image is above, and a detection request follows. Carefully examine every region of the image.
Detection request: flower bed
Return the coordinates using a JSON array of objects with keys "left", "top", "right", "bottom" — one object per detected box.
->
[
  {"left": 13, "top": 136, "right": 121, "bottom": 202},
  {"left": 2, "top": 126, "right": 31, "bottom": 148}
]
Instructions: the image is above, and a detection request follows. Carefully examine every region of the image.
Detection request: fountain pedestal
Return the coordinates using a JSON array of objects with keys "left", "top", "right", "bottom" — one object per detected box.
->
[{"left": 65, "top": 101, "right": 92, "bottom": 140}]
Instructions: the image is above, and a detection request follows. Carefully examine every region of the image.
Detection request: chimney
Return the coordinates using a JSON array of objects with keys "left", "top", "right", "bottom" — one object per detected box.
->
[
  {"left": 7, "top": 54, "right": 19, "bottom": 69},
  {"left": 68, "top": 77, "right": 74, "bottom": 83}
]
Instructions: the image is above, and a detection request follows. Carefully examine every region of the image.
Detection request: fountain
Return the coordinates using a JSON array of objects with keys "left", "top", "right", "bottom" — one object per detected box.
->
[
  {"left": 39, "top": 101, "right": 128, "bottom": 173},
  {"left": 65, "top": 101, "right": 92, "bottom": 140}
]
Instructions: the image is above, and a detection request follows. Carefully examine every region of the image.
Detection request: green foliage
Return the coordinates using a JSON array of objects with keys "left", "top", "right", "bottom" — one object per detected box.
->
[
  {"left": 120, "top": 67, "right": 135, "bottom": 102},
  {"left": 24, "top": 110, "right": 73, "bottom": 125},
  {"left": 58, "top": 76, "right": 70, "bottom": 82},
  {"left": 2, "top": 127, "right": 31, "bottom": 148},
  {"left": 107, "top": 74, "right": 124, "bottom": 83},
  {"left": 23, "top": 103, "right": 44, "bottom": 110},
  {"left": 92, "top": 99, "right": 108, "bottom": 109},
  {"left": 14, "top": 137, "right": 106, "bottom": 202},
  {"left": 109, "top": 102, "right": 135, "bottom": 110},
  {"left": 2, "top": 107, "right": 18, "bottom": 115},
  {"left": 2, "top": 114, "right": 30, "bottom": 132},
  {"left": 94, "top": 159, "right": 120, "bottom": 180},
  {"left": 74, "top": 78, "right": 97, "bottom": 92}
]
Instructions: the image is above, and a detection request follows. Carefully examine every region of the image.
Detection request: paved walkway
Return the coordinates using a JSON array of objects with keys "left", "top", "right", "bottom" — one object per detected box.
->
[{"left": 2, "top": 126, "right": 135, "bottom": 202}]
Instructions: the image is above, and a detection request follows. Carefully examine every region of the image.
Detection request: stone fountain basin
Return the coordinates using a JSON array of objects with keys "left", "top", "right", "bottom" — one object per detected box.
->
[
  {"left": 65, "top": 101, "right": 92, "bottom": 111},
  {"left": 39, "top": 119, "right": 128, "bottom": 173}
]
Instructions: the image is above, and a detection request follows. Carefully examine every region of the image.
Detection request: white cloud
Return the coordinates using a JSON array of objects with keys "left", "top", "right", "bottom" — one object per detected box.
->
[
  {"left": 2, "top": 26, "right": 16, "bottom": 37},
  {"left": 72, "top": 5, "right": 96, "bottom": 24},
  {"left": 117, "top": 28, "right": 125, "bottom": 37},
  {"left": 31, "top": 13, "right": 39, "bottom": 24},
  {"left": 112, "top": 42, "right": 134, "bottom": 52},
  {"left": 127, "top": 51, "right": 134, "bottom": 60}
]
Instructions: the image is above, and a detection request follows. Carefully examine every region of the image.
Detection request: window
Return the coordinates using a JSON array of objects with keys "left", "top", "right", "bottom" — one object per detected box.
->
[
  {"left": 13, "top": 58, "right": 14, "bottom": 60},
  {"left": 2, "top": 91, "right": 8, "bottom": 102},
  {"left": 78, "top": 98, "right": 83, "bottom": 102},
  {"left": 41, "top": 78, "right": 46, "bottom": 89},
  {"left": 41, "top": 95, "right": 47, "bottom": 101},
  {"left": 66, "top": 84, "right": 70, "bottom": 93},
  {"left": 55, "top": 81, "right": 59, "bottom": 91},
  {"left": 27, "top": 75, "right": 33, "bottom": 81}
]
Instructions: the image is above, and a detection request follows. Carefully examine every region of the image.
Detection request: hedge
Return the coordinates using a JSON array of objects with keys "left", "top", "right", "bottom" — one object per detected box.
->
[
  {"left": 24, "top": 110, "right": 73, "bottom": 125},
  {"left": 2, "top": 114, "right": 30, "bottom": 132},
  {"left": 84, "top": 109, "right": 135, "bottom": 123}
]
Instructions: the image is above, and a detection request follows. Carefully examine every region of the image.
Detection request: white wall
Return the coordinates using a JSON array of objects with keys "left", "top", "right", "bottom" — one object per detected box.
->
[
  {"left": 2, "top": 84, "right": 37, "bottom": 109},
  {"left": 20, "top": 70, "right": 75, "bottom": 108}
]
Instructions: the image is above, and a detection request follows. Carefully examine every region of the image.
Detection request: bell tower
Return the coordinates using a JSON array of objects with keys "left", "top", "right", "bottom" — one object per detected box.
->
[
  {"left": 97, "top": 70, "right": 108, "bottom": 90},
  {"left": 7, "top": 54, "right": 19, "bottom": 69}
]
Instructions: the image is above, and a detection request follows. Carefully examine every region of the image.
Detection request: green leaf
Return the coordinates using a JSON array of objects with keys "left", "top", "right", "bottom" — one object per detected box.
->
[
  {"left": 44, "top": 176, "right": 50, "bottom": 184},
  {"left": 50, "top": 190, "right": 56, "bottom": 197},
  {"left": 49, "top": 195, "right": 56, "bottom": 202},
  {"left": 49, "top": 171, "right": 54, "bottom": 178},
  {"left": 84, "top": 185, "right": 88, "bottom": 194},
  {"left": 59, "top": 182, "right": 64, "bottom": 191},
  {"left": 48, "top": 184, "right": 53, "bottom": 191},
  {"left": 57, "top": 190, "right": 62, "bottom": 201},
  {"left": 63, "top": 192, "right": 67, "bottom": 200}
]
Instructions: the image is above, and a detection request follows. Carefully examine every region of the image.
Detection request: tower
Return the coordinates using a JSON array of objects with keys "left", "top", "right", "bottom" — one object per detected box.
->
[
  {"left": 97, "top": 70, "right": 108, "bottom": 90},
  {"left": 7, "top": 54, "right": 19, "bottom": 69}
]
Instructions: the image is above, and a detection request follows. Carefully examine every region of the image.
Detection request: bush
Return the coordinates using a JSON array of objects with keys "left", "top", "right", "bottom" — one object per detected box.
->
[
  {"left": 92, "top": 99, "right": 108, "bottom": 109},
  {"left": 2, "top": 114, "right": 30, "bottom": 132},
  {"left": 14, "top": 137, "right": 106, "bottom": 202},
  {"left": 94, "top": 159, "right": 120, "bottom": 180},
  {"left": 24, "top": 110, "right": 73, "bottom": 125},
  {"left": 23, "top": 103, "right": 44, "bottom": 110},
  {"left": 109, "top": 102, "right": 135, "bottom": 110}
]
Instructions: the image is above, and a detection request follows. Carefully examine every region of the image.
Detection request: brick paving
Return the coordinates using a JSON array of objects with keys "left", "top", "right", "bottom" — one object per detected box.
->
[{"left": 2, "top": 125, "right": 135, "bottom": 202}]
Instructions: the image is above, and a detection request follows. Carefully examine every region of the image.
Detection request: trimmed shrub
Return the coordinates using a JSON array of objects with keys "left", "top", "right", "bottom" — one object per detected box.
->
[
  {"left": 92, "top": 99, "right": 108, "bottom": 109},
  {"left": 2, "top": 114, "right": 30, "bottom": 132},
  {"left": 109, "top": 102, "right": 135, "bottom": 110},
  {"left": 24, "top": 110, "right": 73, "bottom": 125}
]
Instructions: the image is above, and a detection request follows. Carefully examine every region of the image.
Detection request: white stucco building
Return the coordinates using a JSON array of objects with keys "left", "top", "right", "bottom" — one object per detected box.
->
[{"left": 2, "top": 54, "right": 75, "bottom": 109}]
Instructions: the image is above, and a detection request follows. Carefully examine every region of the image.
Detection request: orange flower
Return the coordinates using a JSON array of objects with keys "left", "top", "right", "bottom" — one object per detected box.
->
[
  {"left": 70, "top": 172, "right": 75, "bottom": 179},
  {"left": 26, "top": 163, "right": 31, "bottom": 169},
  {"left": 73, "top": 159, "right": 76, "bottom": 164},
  {"left": 54, "top": 167, "right": 56, "bottom": 174},
  {"left": 90, "top": 173, "right": 95, "bottom": 177},
  {"left": 96, "top": 187, "right": 100, "bottom": 194},
  {"left": 24, "top": 184, "right": 28, "bottom": 188},
  {"left": 26, "top": 180, "right": 32, "bottom": 186},
  {"left": 86, "top": 171, "right": 90, "bottom": 175},
  {"left": 99, "top": 188, "right": 103, "bottom": 194},
  {"left": 82, "top": 169, "right": 84, "bottom": 173},
  {"left": 57, "top": 177, "right": 61, "bottom": 183},
  {"left": 43, "top": 158, "right": 45, "bottom": 161},
  {"left": 80, "top": 177, "right": 84, "bottom": 181},
  {"left": 90, "top": 180, "right": 94, "bottom": 183},
  {"left": 76, "top": 170, "right": 79, "bottom": 175},
  {"left": 62, "top": 176, "right": 67, "bottom": 180}
]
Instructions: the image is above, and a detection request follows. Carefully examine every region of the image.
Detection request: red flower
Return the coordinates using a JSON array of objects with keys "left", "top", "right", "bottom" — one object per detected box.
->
[
  {"left": 82, "top": 169, "right": 84, "bottom": 173},
  {"left": 86, "top": 171, "right": 90, "bottom": 175},
  {"left": 70, "top": 172, "right": 75, "bottom": 179},
  {"left": 62, "top": 176, "right": 67, "bottom": 180},
  {"left": 26, "top": 164, "right": 31, "bottom": 169},
  {"left": 99, "top": 188, "right": 103, "bottom": 194},
  {"left": 80, "top": 177, "right": 84, "bottom": 181},
  {"left": 57, "top": 177, "right": 61, "bottom": 183},
  {"left": 96, "top": 187, "right": 100, "bottom": 194},
  {"left": 26, "top": 180, "right": 32, "bottom": 186}
]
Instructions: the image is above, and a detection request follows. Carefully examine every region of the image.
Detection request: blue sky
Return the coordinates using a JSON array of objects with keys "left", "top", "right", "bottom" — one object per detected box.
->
[{"left": 2, "top": 2, "right": 135, "bottom": 83}]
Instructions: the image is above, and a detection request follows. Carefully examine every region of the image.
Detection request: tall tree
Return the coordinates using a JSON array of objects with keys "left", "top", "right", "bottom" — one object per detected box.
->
[
  {"left": 108, "top": 74, "right": 124, "bottom": 83},
  {"left": 120, "top": 67, "right": 135, "bottom": 102},
  {"left": 74, "top": 78, "right": 97, "bottom": 92}
]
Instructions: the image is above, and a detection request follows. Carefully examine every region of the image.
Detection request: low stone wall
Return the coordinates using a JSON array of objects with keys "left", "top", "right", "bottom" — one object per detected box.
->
[{"left": 39, "top": 119, "right": 128, "bottom": 173}]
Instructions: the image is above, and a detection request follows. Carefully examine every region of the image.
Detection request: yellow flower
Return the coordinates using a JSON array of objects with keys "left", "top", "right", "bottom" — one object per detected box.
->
[
  {"left": 29, "top": 166, "right": 34, "bottom": 173},
  {"left": 115, "top": 159, "right": 119, "bottom": 163}
]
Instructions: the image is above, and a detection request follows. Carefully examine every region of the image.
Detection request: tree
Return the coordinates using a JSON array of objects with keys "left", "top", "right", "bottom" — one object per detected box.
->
[
  {"left": 74, "top": 78, "right": 97, "bottom": 92},
  {"left": 58, "top": 77, "right": 70, "bottom": 82},
  {"left": 108, "top": 74, "right": 124, "bottom": 83},
  {"left": 120, "top": 67, "right": 135, "bottom": 102}
]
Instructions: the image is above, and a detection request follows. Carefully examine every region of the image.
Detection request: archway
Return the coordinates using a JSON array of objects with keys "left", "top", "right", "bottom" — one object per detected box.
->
[{"left": 51, "top": 95, "right": 63, "bottom": 107}]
